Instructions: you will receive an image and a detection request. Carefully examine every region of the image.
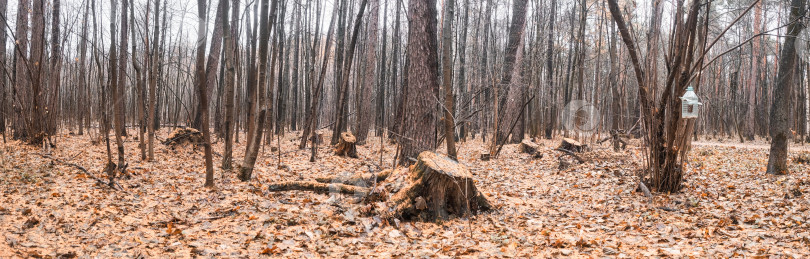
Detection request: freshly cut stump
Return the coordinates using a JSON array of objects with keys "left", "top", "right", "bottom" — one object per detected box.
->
[
  {"left": 162, "top": 127, "right": 203, "bottom": 146},
  {"left": 387, "top": 151, "right": 492, "bottom": 221},
  {"left": 335, "top": 132, "right": 358, "bottom": 158},
  {"left": 519, "top": 139, "right": 544, "bottom": 157},
  {"left": 558, "top": 138, "right": 585, "bottom": 153}
]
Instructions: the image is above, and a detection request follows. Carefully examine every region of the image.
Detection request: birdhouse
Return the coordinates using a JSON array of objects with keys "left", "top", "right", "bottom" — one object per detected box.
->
[{"left": 679, "top": 86, "right": 702, "bottom": 119}]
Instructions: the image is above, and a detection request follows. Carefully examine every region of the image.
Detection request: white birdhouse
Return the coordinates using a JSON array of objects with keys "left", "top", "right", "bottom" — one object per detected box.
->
[{"left": 679, "top": 86, "right": 702, "bottom": 119}]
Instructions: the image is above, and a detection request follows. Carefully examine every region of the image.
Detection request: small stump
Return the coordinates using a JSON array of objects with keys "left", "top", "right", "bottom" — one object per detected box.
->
[
  {"left": 335, "top": 132, "right": 358, "bottom": 158},
  {"left": 519, "top": 139, "right": 544, "bottom": 158},
  {"left": 387, "top": 151, "right": 492, "bottom": 221},
  {"left": 559, "top": 138, "right": 586, "bottom": 153},
  {"left": 162, "top": 127, "right": 203, "bottom": 147}
]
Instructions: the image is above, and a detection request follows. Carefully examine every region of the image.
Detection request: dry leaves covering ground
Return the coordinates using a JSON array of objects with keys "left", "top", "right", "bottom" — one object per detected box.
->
[{"left": 1, "top": 129, "right": 809, "bottom": 258}]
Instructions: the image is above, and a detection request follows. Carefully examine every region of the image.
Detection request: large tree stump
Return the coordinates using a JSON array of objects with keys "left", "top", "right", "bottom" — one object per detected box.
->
[
  {"left": 335, "top": 132, "right": 358, "bottom": 158},
  {"left": 387, "top": 151, "right": 492, "bottom": 221},
  {"left": 558, "top": 138, "right": 586, "bottom": 153}
]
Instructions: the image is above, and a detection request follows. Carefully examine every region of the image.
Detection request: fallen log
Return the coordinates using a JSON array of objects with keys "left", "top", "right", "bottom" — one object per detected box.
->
[
  {"left": 386, "top": 151, "right": 492, "bottom": 221},
  {"left": 267, "top": 181, "right": 370, "bottom": 196},
  {"left": 314, "top": 169, "right": 394, "bottom": 184},
  {"left": 334, "top": 132, "right": 358, "bottom": 158}
]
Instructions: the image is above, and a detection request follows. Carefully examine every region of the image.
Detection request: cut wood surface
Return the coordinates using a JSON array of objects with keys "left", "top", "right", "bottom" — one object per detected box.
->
[
  {"left": 335, "top": 132, "right": 358, "bottom": 158},
  {"left": 559, "top": 138, "right": 585, "bottom": 153},
  {"left": 386, "top": 151, "right": 491, "bottom": 221}
]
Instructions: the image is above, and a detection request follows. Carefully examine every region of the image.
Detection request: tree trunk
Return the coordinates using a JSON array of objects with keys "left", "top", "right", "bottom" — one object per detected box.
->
[
  {"left": 0, "top": 0, "right": 7, "bottom": 140},
  {"left": 195, "top": 0, "right": 216, "bottom": 187},
  {"left": 399, "top": 0, "right": 440, "bottom": 165},
  {"left": 239, "top": 0, "right": 278, "bottom": 182},
  {"left": 355, "top": 0, "right": 378, "bottom": 144},
  {"left": 222, "top": 0, "right": 239, "bottom": 170},
  {"left": 47, "top": 0, "right": 61, "bottom": 136},
  {"left": 489, "top": 0, "right": 529, "bottom": 156},
  {"left": 29, "top": 0, "right": 46, "bottom": 144},
  {"left": 77, "top": 0, "right": 89, "bottom": 136},
  {"left": 147, "top": 0, "right": 161, "bottom": 161},
  {"left": 766, "top": 0, "right": 805, "bottom": 175},
  {"left": 440, "top": 0, "right": 457, "bottom": 159}
]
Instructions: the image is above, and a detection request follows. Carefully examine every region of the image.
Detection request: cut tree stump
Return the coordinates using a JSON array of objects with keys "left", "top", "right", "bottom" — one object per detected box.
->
[
  {"left": 519, "top": 139, "right": 544, "bottom": 158},
  {"left": 335, "top": 132, "right": 358, "bottom": 158},
  {"left": 558, "top": 138, "right": 586, "bottom": 153},
  {"left": 386, "top": 151, "right": 492, "bottom": 221},
  {"left": 162, "top": 127, "right": 203, "bottom": 146}
]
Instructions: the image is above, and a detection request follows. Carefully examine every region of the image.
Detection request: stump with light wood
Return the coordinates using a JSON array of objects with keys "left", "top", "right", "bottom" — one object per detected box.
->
[
  {"left": 519, "top": 139, "right": 544, "bottom": 158},
  {"left": 558, "top": 138, "right": 586, "bottom": 153},
  {"left": 334, "top": 132, "right": 358, "bottom": 158},
  {"left": 386, "top": 151, "right": 492, "bottom": 221}
]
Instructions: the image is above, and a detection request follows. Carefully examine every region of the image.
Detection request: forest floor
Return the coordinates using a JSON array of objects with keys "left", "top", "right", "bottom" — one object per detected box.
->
[{"left": 1, "top": 129, "right": 809, "bottom": 258}]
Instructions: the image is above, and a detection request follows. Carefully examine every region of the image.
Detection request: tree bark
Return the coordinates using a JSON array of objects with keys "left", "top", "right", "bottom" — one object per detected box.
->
[
  {"left": 239, "top": 0, "right": 278, "bottom": 182},
  {"left": 399, "top": 0, "right": 440, "bottom": 165},
  {"left": 440, "top": 0, "right": 457, "bottom": 159},
  {"left": 222, "top": 0, "right": 239, "bottom": 170},
  {"left": 766, "top": 0, "right": 805, "bottom": 175},
  {"left": 194, "top": 0, "right": 216, "bottom": 187},
  {"left": 355, "top": 0, "right": 378, "bottom": 144}
]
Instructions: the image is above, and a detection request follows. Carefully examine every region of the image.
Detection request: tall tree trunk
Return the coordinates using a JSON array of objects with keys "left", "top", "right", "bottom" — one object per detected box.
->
[
  {"left": 332, "top": 0, "right": 369, "bottom": 145},
  {"left": 489, "top": 0, "right": 529, "bottom": 156},
  {"left": 399, "top": 0, "right": 440, "bottom": 165},
  {"left": 77, "top": 0, "right": 89, "bottom": 136},
  {"left": 147, "top": 0, "right": 161, "bottom": 161},
  {"left": 330, "top": 0, "right": 349, "bottom": 145},
  {"left": 130, "top": 0, "right": 146, "bottom": 161},
  {"left": 456, "top": 0, "right": 469, "bottom": 141},
  {"left": 239, "top": 0, "right": 278, "bottom": 181},
  {"left": 11, "top": 0, "right": 28, "bottom": 141},
  {"left": 0, "top": 0, "right": 7, "bottom": 140},
  {"left": 355, "top": 0, "right": 378, "bottom": 143},
  {"left": 222, "top": 0, "right": 239, "bottom": 170},
  {"left": 766, "top": 0, "right": 805, "bottom": 175},
  {"left": 544, "top": 0, "right": 556, "bottom": 139},
  {"left": 195, "top": 0, "right": 216, "bottom": 187},
  {"left": 748, "top": 0, "right": 763, "bottom": 140},
  {"left": 47, "top": 0, "right": 61, "bottom": 136},
  {"left": 28, "top": 0, "right": 46, "bottom": 144},
  {"left": 440, "top": 0, "right": 457, "bottom": 159}
]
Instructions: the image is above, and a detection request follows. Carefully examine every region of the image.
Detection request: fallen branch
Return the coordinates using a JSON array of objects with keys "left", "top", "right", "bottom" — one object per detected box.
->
[
  {"left": 267, "top": 181, "right": 370, "bottom": 196},
  {"left": 314, "top": 169, "right": 394, "bottom": 185},
  {"left": 38, "top": 154, "right": 122, "bottom": 191},
  {"left": 553, "top": 148, "right": 585, "bottom": 163}
]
